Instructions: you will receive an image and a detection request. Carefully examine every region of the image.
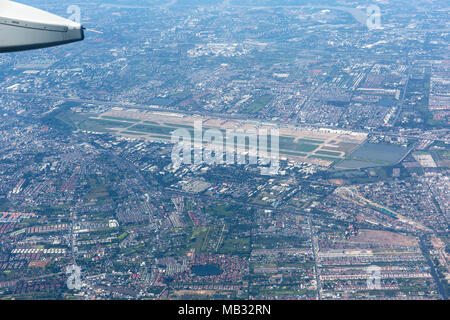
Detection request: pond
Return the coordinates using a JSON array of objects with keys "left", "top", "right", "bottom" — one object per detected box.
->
[
  {"left": 337, "top": 143, "right": 409, "bottom": 169},
  {"left": 191, "top": 264, "right": 223, "bottom": 276}
]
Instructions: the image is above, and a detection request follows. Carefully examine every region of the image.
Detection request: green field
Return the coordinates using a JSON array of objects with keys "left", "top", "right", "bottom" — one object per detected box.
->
[
  {"left": 79, "top": 119, "right": 131, "bottom": 132},
  {"left": 244, "top": 94, "right": 273, "bottom": 114},
  {"left": 297, "top": 138, "right": 324, "bottom": 144},
  {"left": 128, "top": 124, "right": 177, "bottom": 136},
  {"left": 315, "top": 150, "right": 342, "bottom": 157},
  {"left": 279, "top": 137, "right": 319, "bottom": 153},
  {"left": 309, "top": 155, "right": 341, "bottom": 162},
  {"left": 102, "top": 116, "right": 141, "bottom": 123},
  {"left": 188, "top": 226, "right": 209, "bottom": 252}
]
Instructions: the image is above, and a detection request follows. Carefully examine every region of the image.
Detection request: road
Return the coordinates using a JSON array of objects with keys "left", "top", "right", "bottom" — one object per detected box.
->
[
  {"left": 419, "top": 237, "right": 448, "bottom": 300},
  {"left": 308, "top": 216, "right": 322, "bottom": 300}
]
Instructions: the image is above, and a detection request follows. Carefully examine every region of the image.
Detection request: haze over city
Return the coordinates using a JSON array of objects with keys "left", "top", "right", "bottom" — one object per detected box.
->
[{"left": 0, "top": 0, "right": 448, "bottom": 302}]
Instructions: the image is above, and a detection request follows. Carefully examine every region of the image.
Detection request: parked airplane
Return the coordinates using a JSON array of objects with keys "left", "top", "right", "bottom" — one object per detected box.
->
[{"left": 0, "top": 0, "right": 85, "bottom": 53}]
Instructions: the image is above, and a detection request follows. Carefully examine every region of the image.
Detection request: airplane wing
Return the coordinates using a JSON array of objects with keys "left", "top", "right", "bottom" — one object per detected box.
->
[{"left": 0, "top": 0, "right": 84, "bottom": 53}]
